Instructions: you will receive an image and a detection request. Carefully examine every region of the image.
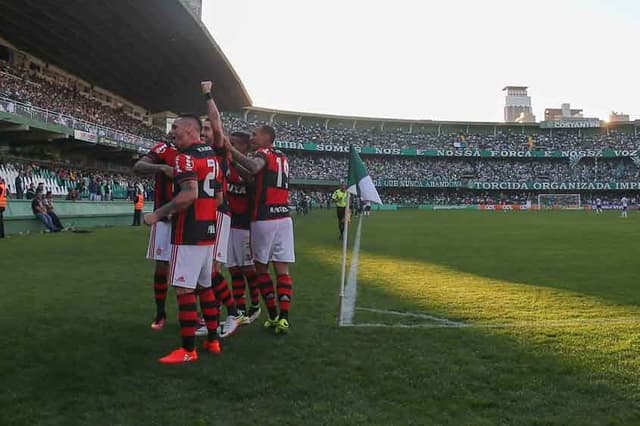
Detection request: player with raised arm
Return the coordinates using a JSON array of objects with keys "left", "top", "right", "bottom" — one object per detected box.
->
[
  {"left": 201, "top": 81, "right": 244, "bottom": 337},
  {"left": 144, "top": 114, "right": 222, "bottom": 363},
  {"left": 133, "top": 133, "right": 178, "bottom": 330},
  {"left": 621, "top": 196, "right": 629, "bottom": 218},
  {"left": 225, "top": 124, "right": 295, "bottom": 334}
]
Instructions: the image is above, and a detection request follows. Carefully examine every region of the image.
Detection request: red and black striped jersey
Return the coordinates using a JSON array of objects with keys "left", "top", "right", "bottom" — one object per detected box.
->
[
  {"left": 226, "top": 162, "right": 251, "bottom": 229},
  {"left": 252, "top": 146, "right": 290, "bottom": 221},
  {"left": 147, "top": 142, "right": 178, "bottom": 214},
  {"left": 171, "top": 143, "right": 222, "bottom": 246}
]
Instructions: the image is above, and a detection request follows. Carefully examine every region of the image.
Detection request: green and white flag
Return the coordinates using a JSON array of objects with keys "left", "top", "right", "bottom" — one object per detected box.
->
[{"left": 347, "top": 145, "right": 382, "bottom": 204}]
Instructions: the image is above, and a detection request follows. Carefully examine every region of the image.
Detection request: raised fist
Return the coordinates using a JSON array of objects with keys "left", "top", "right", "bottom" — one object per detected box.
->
[{"left": 201, "top": 81, "right": 213, "bottom": 94}]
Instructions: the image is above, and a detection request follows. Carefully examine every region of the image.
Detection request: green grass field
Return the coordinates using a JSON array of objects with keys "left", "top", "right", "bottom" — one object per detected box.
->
[{"left": 2, "top": 210, "right": 640, "bottom": 425}]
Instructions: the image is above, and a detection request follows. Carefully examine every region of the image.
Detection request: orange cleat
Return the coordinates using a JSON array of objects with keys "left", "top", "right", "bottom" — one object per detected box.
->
[
  {"left": 202, "top": 339, "right": 222, "bottom": 355},
  {"left": 158, "top": 347, "right": 198, "bottom": 364}
]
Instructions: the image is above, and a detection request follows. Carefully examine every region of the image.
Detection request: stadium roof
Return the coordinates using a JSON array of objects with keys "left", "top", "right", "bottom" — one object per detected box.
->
[
  {"left": 0, "top": 0, "right": 251, "bottom": 113},
  {"left": 245, "top": 106, "right": 541, "bottom": 127}
]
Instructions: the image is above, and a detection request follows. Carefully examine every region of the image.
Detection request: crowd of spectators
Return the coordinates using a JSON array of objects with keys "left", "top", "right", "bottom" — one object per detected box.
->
[
  {"left": 223, "top": 114, "right": 640, "bottom": 152},
  {"left": 3, "top": 60, "right": 640, "bottom": 211},
  {"left": 0, "top": 60, "right": 164, "bottom": 141},
  {"left": 377, "top": 189, "right": 637, "bottom": 207},
  {"left": 290, "top": 189, "right": 332, "bottom": 210},
  {"left": 0, "top": 160, "right": 153, "bottom": 201},
  {"left": 2, "top": 58, "right": 638, "bottom": 155},
  {"left": 286, "top": 152, "right": 640, "bottom": 183},
  {"left": 286, "top": 187, "right": 639, "bottom": 208}
]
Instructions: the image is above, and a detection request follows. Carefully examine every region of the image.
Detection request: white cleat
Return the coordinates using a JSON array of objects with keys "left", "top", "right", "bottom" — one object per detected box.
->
[{"left": 219, "top": 314, "right": 241, "bottom": 338}]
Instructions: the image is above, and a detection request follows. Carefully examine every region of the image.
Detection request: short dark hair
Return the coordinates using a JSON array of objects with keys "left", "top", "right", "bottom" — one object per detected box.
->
[
  {"left": 231, "top": 131, "right": 250, "bottom": 143},
  {"left": 177, "top": 113, "right": 202, "bottom": 133},
  {"left": 259, "top": 125, "right": 276, "bottom": 143}
]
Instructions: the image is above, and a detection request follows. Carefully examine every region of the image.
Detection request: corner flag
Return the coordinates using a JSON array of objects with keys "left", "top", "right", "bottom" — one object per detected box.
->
[{"left": 347, "top": 145, "right": 382, "bottom": 204}]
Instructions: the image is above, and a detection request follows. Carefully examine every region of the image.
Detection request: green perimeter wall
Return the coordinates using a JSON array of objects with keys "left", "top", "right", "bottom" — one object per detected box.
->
[{"left": 2, "top": 200, "right": 153, "bottom": 235}]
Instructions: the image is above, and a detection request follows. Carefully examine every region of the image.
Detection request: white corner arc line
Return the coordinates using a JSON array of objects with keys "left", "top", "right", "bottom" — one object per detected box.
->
[
  {"left": 356, "top": 307, "right": 466, "bottom": 327},
  {"left": 341, "top": 215, "right": 363, "bottom": 326}
]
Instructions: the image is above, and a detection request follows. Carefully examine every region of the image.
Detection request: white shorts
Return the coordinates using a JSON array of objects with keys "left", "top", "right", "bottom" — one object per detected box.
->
[
  {"left": 168, "top": 244, "right": 214, "bottom": 289},
  {"left": 146, "top": 221, "right": 171, "bottom": 261},
  {"left": 214, "top": 211, "right": 230, "bottom": 264},
  {"left": 251, "top": 217, "right": 295, "bottom": 264},
  {"left": 226, "top": 228, "right": 253, "bottom": 267}
]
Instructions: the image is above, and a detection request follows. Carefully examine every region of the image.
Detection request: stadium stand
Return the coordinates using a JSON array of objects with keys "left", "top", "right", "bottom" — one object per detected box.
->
[
  {"left": 0, "top": 59, "right": 165, "bottom": 141},
  {"left": 223, "top": 113, "right": 640, "bottom": 151},
  {"left": 285, "top": 153, "right": 640, "bottom": 183},
  {"left": 0, "top": 159, "right": 152, "bottom": 200}
]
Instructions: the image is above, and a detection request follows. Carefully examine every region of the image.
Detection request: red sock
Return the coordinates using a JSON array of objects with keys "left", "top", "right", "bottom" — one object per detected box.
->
[
  {"left": 212, "top": 271, "right": 238, "bottom": 316},
  {"left": 177, "top": 292, "right": 197, "bottom": 351},
  {"left": 198, "top": 287, "right": 219, "bottom": 341},
  {"left": 257, "top": 273, "right": 278, "bottom": 319},
  {"left": 229, "top": 267, "right": 246, "bottom": 311},
  {"left": 276, "top": 274, "right": 293, "bottom": 320},
  {"left": 153, "top": 272, "right": 168, "bottom": 318},
  {"left": 245, "top": 270, "right": 260, "bottom": 306}
]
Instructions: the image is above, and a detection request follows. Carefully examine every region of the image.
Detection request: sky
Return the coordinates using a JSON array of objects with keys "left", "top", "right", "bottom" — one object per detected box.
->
[{"left": 202, "top": 0, "right": 640, "bottom": 122}]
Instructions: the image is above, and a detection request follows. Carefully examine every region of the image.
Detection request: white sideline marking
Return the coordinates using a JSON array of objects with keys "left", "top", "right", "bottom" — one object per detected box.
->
[
  {"left": 356, "top": 307, "right": 465, "bottom": 327},
  {"left": 341, "top": 216, "right": 363, "bottom": 326},
  {"left": 344, "top": 317, "right": 640, "bottom": 329}
]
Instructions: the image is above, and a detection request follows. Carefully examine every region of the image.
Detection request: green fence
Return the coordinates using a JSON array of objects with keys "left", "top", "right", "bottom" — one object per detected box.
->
[{"left": 3, "top": 200, "right": 153, "bottom": 235}]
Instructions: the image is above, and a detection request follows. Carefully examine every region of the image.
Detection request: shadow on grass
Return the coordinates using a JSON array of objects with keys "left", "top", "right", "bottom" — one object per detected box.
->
[{"left": 348, "top": 210, "right": 640, "bottom": 307}]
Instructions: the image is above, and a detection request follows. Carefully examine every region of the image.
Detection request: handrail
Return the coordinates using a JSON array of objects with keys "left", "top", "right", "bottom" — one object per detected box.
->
[{"left": 0, "top": 96, "right": 156, "bottom": 149}]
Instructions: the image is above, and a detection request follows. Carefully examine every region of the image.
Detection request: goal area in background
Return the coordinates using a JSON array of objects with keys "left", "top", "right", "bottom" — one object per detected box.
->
[{"left": 537, "top": 194, "right": 581, "bottom": 210}]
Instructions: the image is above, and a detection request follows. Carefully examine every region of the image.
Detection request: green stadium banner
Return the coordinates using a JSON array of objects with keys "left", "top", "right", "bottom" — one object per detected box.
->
[
  {"left": 274, "top": 141, "right": 638, "bottom": 159},
  {"left": 372, "top": 180, "right": 640, "bottom": 190}
]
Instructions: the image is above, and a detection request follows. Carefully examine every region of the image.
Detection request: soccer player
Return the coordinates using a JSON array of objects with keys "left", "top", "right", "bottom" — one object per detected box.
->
[
  {"left": 225, "top": 125, "right": 295, "bottom": 334},
  {"left": 133, "top": 133, "right": 178, "bottom": 330},
  {"left": 226, "top": 132, "right": 261, "bottom": 323},
  {"left": 595, "top": 197, "right": 602, "bottom": 214},
  {"left": 332, "top": 183, "right": 348, "bottom": 239},
  {"left": 201, "top": 81, "right": 244, "bottom": 336},
  {"left": 621, "top": 196, "right": 629, "bottom": 218},
  {"left": 144, "top": 114, "right": 222, "bottom": 363}
]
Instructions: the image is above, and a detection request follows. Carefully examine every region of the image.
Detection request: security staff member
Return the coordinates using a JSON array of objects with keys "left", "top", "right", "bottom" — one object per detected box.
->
[
  {"left": 133, "top": 190, "right": 144, "bottom": 226},
  {"left": 0, "top": 177, "right": 7, "bottom": 238},
  {"left": 331, "top": 183, "right": 348, "bottom": 240}
]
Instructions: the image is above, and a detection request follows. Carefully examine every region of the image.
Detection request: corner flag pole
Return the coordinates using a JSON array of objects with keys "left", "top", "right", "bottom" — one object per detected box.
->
[{"left": 337, "top": 191, "right": 351, "bottom": 327}]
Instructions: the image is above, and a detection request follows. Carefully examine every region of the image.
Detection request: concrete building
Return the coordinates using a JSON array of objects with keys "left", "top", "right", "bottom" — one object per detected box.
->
[{"left": 503, "top": 86, "right": 535, "bottom": 123}]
